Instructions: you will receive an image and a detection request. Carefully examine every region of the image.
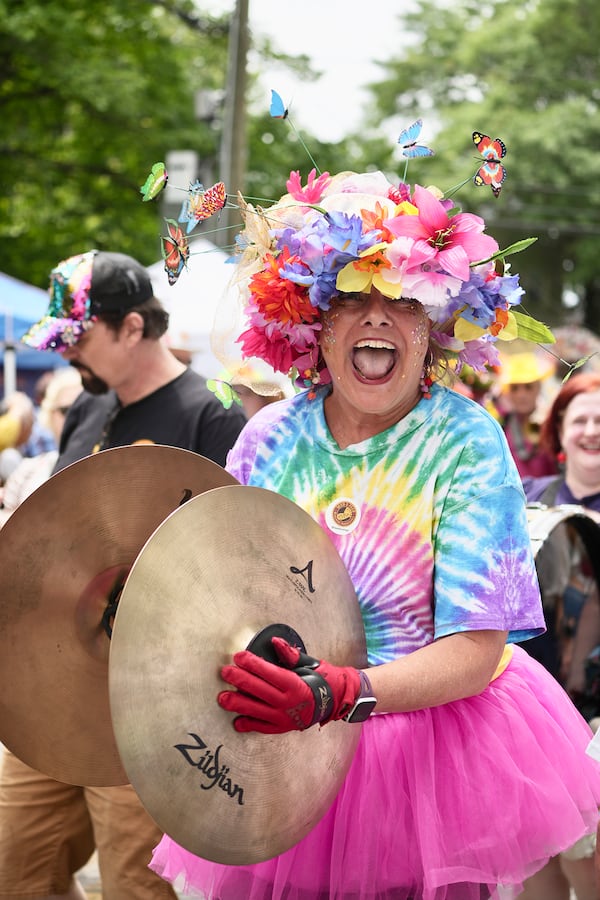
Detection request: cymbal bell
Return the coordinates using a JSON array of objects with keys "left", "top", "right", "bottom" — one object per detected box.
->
[
  {"left": 109, "top": 485, "right": 367, "bottom": 865},
  {"left": 0, "top": 445, "right": 237, "bottom": 786}
]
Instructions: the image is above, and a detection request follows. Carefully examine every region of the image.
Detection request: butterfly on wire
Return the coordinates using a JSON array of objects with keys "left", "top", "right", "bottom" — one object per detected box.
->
[
  {"left": 397, "top": 119, "right": 434, "bottom": 158},
  {"left": 161, "top": 220, "right": 189, "bottom": 285},
  {"left": 269, "top": 89, "right": 289, "bottom": 120},
  {"left": 139, "top": 162, "right": 168, "bottom": 201},
  {"left": 472, "top": 132, "right": 507, "bottom": 197},
  {"left": 178, "top": 180, "right": 227, "bottom": 234}
]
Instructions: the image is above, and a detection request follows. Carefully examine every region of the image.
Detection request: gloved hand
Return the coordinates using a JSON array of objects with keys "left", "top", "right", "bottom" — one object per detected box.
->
[{"left": 218, "top": 636, "right": 362, "bottom": 734}]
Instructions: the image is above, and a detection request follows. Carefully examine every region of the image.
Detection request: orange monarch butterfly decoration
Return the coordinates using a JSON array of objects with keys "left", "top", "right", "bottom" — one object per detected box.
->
[
  {"left": 472, "top": 132, "right": 507, "bottom": 197},
  {"left": 161, "top": 219, "right": 189, "bottom": 285}
]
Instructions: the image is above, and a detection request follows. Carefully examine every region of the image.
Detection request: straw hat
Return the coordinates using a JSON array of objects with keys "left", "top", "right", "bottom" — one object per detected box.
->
[{"left": 499, "top": 352, "right": 555, "bottom": 387}]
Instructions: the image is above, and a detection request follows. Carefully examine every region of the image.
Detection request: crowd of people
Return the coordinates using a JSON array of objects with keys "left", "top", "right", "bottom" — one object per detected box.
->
[{"left": 0, "top": 167, "right": 599, "bottom": 900}]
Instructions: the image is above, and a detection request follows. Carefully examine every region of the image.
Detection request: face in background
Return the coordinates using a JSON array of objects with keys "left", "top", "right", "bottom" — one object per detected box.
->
[
  {"left": 61, "top": 315, "right": 143, "bottom": 395},
  {"left": 505, "top": 381, "right": 541, "bottom": 417},
  {"left": 319, "top": 288, "right": 430, "bottom": 439},
  {"left": 560, "top": 389, "right": 600, "bottom": 488},
  {"left": 48, "top": 382, "right": 84, "bottom": 441}
]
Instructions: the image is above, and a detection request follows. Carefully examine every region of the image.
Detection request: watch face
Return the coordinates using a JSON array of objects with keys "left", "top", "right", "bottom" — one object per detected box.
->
[{"left": 345, "top": 697, "right": 377, "bottom": 724}]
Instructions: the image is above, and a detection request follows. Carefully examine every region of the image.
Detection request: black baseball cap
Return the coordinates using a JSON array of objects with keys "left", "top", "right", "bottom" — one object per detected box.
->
[{"left": 23, "top": 250, "right": 154, "bottom": 352}]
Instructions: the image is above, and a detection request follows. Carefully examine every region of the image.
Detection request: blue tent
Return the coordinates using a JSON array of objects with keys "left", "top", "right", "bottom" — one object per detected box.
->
[{"left": 0, "top": 271, "right": 64, "bottom": 372}]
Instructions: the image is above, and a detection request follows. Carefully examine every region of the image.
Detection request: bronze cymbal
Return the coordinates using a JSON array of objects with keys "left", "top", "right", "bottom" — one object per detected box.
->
[
  {"left": 0, "top": 445, "right": 237, "bottom": 786},
  {"left": 109, "top": 485, "right": 367, "bottom": 866}
]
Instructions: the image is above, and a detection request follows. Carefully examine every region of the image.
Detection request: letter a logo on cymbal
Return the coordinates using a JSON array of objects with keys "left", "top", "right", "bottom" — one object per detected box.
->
[{"left": 290, "top": 560, "right": 315, "bottom": 593}]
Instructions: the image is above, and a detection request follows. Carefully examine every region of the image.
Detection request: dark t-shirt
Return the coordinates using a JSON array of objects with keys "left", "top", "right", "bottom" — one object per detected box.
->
[{"left": 54, "top": 367, "right": 246, "bottom": 473}]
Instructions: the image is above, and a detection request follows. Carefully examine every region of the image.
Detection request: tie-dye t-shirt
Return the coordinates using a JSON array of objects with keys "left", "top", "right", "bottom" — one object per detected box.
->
[{"left": 226, "top": 382, "right": 544, "bottom": 665}]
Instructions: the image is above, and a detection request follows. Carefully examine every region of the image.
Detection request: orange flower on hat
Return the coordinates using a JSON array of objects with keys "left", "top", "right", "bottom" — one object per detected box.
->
[
  {"left": 249, "top": 247, "right": 319, "bottom": 327},
  {"left": 490, "top": 306, "right": 509, "bottom": 336},
  {"left": 360, "top": 201, "right": 399, "bottom": 243}
]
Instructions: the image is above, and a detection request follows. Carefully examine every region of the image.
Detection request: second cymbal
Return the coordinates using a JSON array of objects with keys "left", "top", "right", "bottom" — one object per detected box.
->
[{"left": 0, "top": 445, "right": 237, "bottom": 786}]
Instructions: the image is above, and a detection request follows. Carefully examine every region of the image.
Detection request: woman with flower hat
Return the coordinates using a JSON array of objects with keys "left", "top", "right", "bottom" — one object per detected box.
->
[{"left": 150, "top": 169, "right": 600, "bottom": 899}]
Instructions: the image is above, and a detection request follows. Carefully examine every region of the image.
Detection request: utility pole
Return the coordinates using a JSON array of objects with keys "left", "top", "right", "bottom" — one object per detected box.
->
[{"left": 217, "top": 0, "right": 249, "bottom": 250}]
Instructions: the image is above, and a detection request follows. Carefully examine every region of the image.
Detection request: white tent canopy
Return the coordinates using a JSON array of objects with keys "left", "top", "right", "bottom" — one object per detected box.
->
[
  {"left": 147, "top": 238, "right": 241, "bottom": 380},
  {"left": 148, "top": 243, "right": 294, "bottom": 396}
]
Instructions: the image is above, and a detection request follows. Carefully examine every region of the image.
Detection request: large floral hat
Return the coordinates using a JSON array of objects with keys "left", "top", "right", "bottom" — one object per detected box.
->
[{"left": 230, "top": 167, "right": 552, "bottom": 393}]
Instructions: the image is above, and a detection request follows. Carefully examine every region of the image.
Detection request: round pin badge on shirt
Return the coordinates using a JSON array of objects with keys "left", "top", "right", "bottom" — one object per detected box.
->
[{"left": 325, "top": 497, "right": 361, "bottom": 535}]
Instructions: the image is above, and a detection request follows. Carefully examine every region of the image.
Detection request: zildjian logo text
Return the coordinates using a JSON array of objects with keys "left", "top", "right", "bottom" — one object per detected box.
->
[{"left": 174, "top": 733, "right": 245, "bottom": 805}]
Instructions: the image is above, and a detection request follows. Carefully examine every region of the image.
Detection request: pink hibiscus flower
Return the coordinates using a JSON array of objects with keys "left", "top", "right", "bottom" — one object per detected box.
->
[{"left": 386, "top": 185, "right": 498, "bottom": 282}]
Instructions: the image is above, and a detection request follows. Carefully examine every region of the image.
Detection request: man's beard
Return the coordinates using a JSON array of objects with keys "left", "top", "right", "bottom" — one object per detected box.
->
[{"left": 71, "top": 363, "right": 109, "bottom": 396}]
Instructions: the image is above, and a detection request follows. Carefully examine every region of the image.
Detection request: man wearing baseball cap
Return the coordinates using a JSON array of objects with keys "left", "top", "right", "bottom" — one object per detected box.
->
[
  {"left": 22, "top": 249, "right": 245, "bottom": 471},
  {"left": 0, "top": 249, "right": 246, "bottom": 899}
]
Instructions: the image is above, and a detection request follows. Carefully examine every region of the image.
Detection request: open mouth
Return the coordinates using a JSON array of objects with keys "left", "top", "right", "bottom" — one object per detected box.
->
[{"left": 352, "top": 340, "right": 397, "bottom": 382}]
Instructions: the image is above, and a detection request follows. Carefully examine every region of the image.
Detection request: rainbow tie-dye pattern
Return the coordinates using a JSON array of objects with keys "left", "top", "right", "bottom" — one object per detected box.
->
[{"left": 227, "top": 383, "right": 544, "bottom": 665}]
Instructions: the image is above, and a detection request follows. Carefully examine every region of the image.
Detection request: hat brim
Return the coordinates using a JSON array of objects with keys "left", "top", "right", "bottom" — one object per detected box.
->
[{"left": 22, "top": 316, "right": 93, "bottom": 353}]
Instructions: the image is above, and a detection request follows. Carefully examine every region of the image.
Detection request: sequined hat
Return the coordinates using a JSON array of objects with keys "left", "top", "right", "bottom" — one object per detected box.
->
[{"left": 23, "top": 250, "right": 154, "bottom": 352}]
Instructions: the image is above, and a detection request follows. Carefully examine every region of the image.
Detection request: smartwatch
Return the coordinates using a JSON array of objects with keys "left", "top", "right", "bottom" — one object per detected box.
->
[{"left": 343, "top": 670, "right": 377, "bottom": 724}]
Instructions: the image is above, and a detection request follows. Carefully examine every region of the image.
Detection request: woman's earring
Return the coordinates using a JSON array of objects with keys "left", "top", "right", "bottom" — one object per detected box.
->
[
  {"left": 420, "top": 351, "right": 433, "bottom": 399},
  {"left": 557, "top": 450, "right": 566, "bottom": 465}
]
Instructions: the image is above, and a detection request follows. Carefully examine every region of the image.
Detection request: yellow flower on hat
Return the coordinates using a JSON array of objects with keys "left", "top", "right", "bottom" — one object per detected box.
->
[{"left": 336, "top": 243, "right": 403, "bottom": 299}]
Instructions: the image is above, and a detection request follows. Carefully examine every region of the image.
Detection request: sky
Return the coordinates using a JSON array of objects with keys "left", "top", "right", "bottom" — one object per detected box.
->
[{"left": 200, "top": 0, "right": 410, "bottom": 143}]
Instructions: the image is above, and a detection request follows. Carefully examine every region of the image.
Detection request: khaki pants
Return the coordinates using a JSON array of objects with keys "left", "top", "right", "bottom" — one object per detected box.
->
[{"left": 0, "top": 750, "right": 176, "bottom": 900}]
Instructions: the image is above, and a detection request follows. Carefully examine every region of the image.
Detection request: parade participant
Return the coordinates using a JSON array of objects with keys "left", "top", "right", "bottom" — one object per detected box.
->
[
  {"left": 0, "top": 367, "right": 82, "bottom": 525},
  {"left": 496, "top": 350, "right": 558, "bottom": 479},
  {"left": 0, "top": 391, "right": 34, "bottom": 452},
  {"left": 227, "top": 359, "right": 289, "bottom": 418},
  {"left": 523, "top": 371, "right": 600, "bottom": 515},
  {"left": 0, "top": 250, "right": 246, "bottom": 900},
  {"left": 21, "top": 250, "right": 245, "bottom": 472},
  {"left": 519, "top": 371, "right": 600, "bottom": 900},
  {"left": 148, "top": 169, "right": 600, "bottom": 899}
]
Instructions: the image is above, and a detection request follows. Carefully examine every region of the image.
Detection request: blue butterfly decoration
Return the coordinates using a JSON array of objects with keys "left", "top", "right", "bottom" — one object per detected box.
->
[
  {"left": 398, "top": 119, "right": 434, "bottom": 158},
  {"left": 268, "top": 88, "right": 323, "bottom": 175},
  {"left": 178, "top": 180, "right": 205, "bottom": 235},
  {"left": 269, "top": 89, "right": 289, "bottom": 120}
]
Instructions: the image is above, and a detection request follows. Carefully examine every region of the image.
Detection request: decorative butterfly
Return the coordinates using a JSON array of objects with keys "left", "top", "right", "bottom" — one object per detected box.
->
[
  {"left": 161, "top": 219, "right": 189, "bottom": 285},
  {"left": 397, "top": 119, "right": 434, "bottom": 158},
  {"left": 194, "top": 181, "right": 227, "bottom": 221},
  {"left": 179, "top": 181, "right": 227, "bottom": 234},
  {"left": 269, "top": 89, "right": 289, "bottom": 120},
  {"left": 140, "top": 162, "right": 168, "bottom": 201},
  {"left": 178, "top": 180, "right": 204, "bottom": 233},
  {"left": 472, "top": 132, "right": 507, "bottom": 197},
  {"left": 178, "top": 180, "right": 227, "bottom": 234},
  {"left": 206, "top": 379, "right": 242, "bottom": 410}
]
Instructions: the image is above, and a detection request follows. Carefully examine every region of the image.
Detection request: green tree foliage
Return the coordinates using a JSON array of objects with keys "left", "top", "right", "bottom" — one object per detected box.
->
[
  {"left": 367, "top": 0, "right": 600, "bottom": 331},
  {"left": 0, "top": 0, "right": 229, "bottom": 285},
  {"left": 0, "top": 0, "right": 388, "bottom": 291}
]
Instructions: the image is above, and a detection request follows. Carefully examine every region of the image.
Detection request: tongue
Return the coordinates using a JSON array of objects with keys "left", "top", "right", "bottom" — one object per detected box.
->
[{"left": 353, "top": 348, "right": 395, "bottom": 380}]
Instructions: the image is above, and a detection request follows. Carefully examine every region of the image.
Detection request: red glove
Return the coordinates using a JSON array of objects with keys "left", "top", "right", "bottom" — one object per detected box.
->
[{"left": 218, "top": 637, "right": 361, "bottom": 734}]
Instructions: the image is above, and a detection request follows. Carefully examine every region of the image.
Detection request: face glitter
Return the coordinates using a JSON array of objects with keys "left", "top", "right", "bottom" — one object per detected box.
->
[{"left": 320, "top": 310, "right": 340, "bottom": 349}]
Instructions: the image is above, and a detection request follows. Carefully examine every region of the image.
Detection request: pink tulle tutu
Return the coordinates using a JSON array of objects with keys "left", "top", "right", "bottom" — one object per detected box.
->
[{"left": 150, "top": 647, "right": 600, "bottom": 899}]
